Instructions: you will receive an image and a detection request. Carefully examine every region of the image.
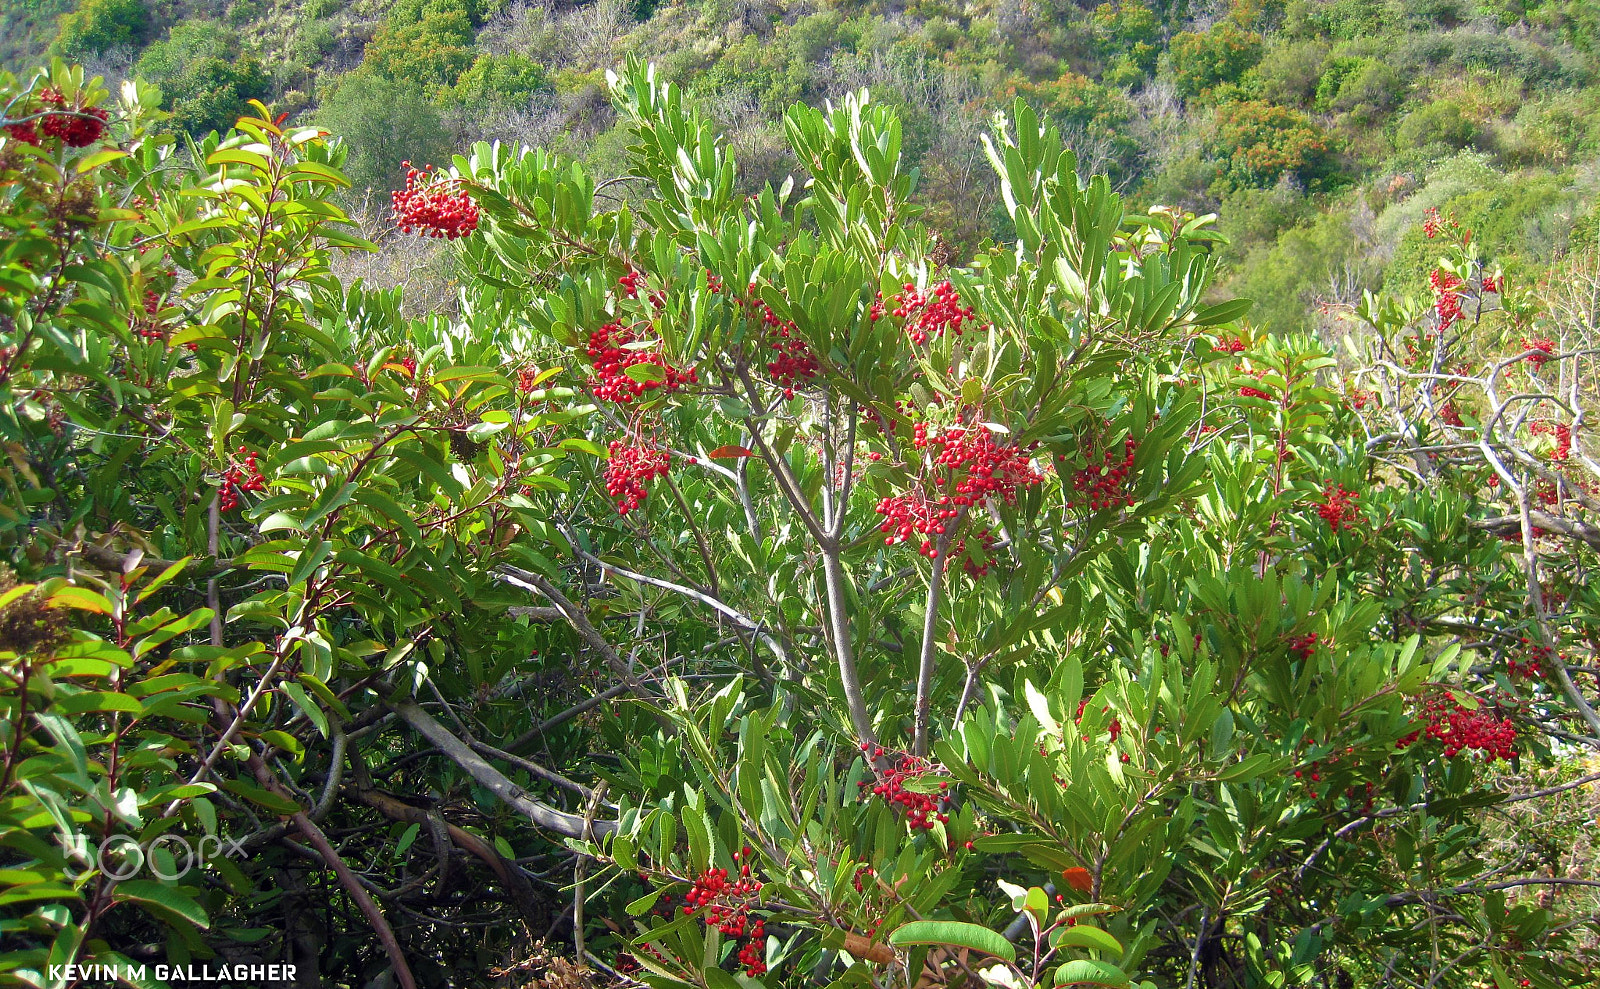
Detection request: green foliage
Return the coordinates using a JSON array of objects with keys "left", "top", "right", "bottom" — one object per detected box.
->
[
  {"left": 50, "top": 0, "right": 148, "bottom": 56},
  {"left": 4, "top": 0, "right": 1600, "bottom": 980},
  {"left": 1396, "top": 97, "right": 1480, "bottom": 151},
  {"left": 288, "top": 18, "right": 338, "bottom": 65},
  {"left": 449, "top": 51, "right": 552, "bottom": 112},
  {"left": 361, "top": 7, "right": 477, "bottom": 91},
  {"left": 132, "top": 21, "right": 271, "bottom": 136},
  {"left": 1166, "top": 21, "right": 1264, "bottom": 100},
  {"left": 1225, "top": 208, "right": 1367, "bottom": 331},
  {"left": 1090, "top": 0, "right": 1160, "bottom": 75},
  {"left": 313, "top": 72, "right": 450, "bottom": 190},
  {"left": 1252, "top": 38, "right": 1328, "bottom": 105},
  {"left": 1208, "top": 99, "right": 1335, "bottom": 190}
]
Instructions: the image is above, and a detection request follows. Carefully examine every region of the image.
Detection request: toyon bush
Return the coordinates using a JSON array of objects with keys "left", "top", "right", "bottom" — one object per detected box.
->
[{"left": 0, "top": 56, "right": 1597, "bottom": 989}]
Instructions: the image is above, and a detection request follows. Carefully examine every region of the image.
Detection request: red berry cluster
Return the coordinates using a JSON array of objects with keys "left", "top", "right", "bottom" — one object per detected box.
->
[
  {"left": 37, "top": 88, "right": 108, "bottom": 147},
  {"left": 1481, "top": 271, "right": 1502, "bottom": 293},
  {"left": 1346, "top": 389, "right": 1373, "bottom": 411},
  {"left": 1422, "top": 207, "right": 1443, "bottom": 239},
  {"left": 1402, "top": 331, "right": 1437, "bottom": 368},
  {"left": 219, "top": 446, "right": 266, "bottom": 512},
  {"left": 1529, "top": 421, "right": 1572, "bottom": 460},
  {"left": 1237, "top": 366, "right": 1274, "bottom": 401},
  {"left": 4, "top": 119, "right": 40, "bottom": 145},
  {"left": 852, "top": 864, "right": 874, "bottom": 894},
  {"left": 914, "top": 424, "right": 1041, "bottom": 506},
  {"left": 1438, "top": 400, "right": 1463, "bottom": 427},
  {"left": 875, "top": 491, "right": 959, "bottom": 556},
  {"left": 1074, "top": 698, "right": 1123, "bottom": 745},
  {"left": 1430, "top": 269, "right": 1464, "bottom": 330},
  {"left": 857, "top": 745, "right": 949, "bottom": 831},
  {"left": 585, "top": 321, "right": 698, "bottom": 403},
  {"left": 617, "top": 269, "right": 643, "bottom": 299},
  {"left": 682, "top": 850, "right": 767, "bottom": 977},
  {"left": 1521, "top": 337, "right": 1556, "bottom": 370},
  {"left": 1315, "top": 482, "right": 1360, "bottom": 532},
  {"left": 132, "top": 289, "right": 167, "bottom": 341},
  {"left": 891, "top": 281, "right": 977, "bottom": 345},
  {"left": 604, "top": 441, "right": 671, "bottom": 514},
  {"left": 705, "top": 269, "right": 723, "bottom": 294},
  {"left": 741, "top": 291, "right": 819, "bottom": 398},
  {"left": 875, "top": 425, "right": 1041, "bottom": 556},
  {"left": 1291, "top": 760, "right": 1324, "bottom": 799},
  {"left": 1069, "top": 435, "right": 1137, "bottom": 511},
  {"left": 1507, "top": 637, "right": 1558, "bottom": 679},
  {"left": 392, "top": 162, "right": 479, "bottom": 240},
  {"left": 1286, "top": 632, "right": 1319, "bottom": 661},
  {"left": 1397, "top": 692, "right": 1517, "bottom": 761},
  {"left": 1217, "top": 336, "right": 1248, "bottom": 353}
]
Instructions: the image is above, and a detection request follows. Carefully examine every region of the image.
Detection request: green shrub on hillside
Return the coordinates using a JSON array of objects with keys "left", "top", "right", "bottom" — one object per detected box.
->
[
  {"left": 51, "top": 0, "right": 148, "bottom": 55},
  {"left": 449, "top": 51, "right": 552, "bottom": 112},
  {"left": 1253, "top": 38, "right": 1327, "bottom": 105},
  {"left": 1209, "top": 98, "right": 1335, "bottom": 190},
  {"left": 1090, "top": 0, "right": 1159, "bottom": 74},
  {"left": 1396, "top": 98, "right": 1479, "bottom": 151},
  {"left": 315, "top": 72, "right": 451, "bottom": 190},
  {"left": 362, "top": 7, "right": 477, "bottom": 91},
  {"left": 1167, "top": 20, "right": 1264, "bottom": 100},
  {"left": 134, "top": 21, "right": 270, "bottom": 135}
]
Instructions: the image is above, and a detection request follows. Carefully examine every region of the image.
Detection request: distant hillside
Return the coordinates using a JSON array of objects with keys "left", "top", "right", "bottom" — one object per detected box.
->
[{"left": 9, "top": 0, "right": 1600, "bottom": 333}]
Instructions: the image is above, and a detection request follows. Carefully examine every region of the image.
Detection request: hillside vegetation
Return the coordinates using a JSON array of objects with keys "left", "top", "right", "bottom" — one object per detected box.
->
[{"left": 9, "top": 0, "right": 1600, "bottom": 328}]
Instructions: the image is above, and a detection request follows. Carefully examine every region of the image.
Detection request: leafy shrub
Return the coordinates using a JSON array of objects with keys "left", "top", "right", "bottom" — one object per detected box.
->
[
  {"left": 50, "top": 0, "right": 148, "bottom": 55},
  {"left": 1224, "top": 207, "right": 1366, "bottom": 331},
  {"left": 1253, "top": 38, "right": 1328, "bottom": 105},
  {"left": 302, "top": 0, "right": 344, "bottom": 17},
  {"left": 449, "top": 51, "right": 551, "bottom": 112},
  {"left": 1396, "top": 98, "right": 1479, "bottom": 150},
  {"left": 3, "top": 53, "right": 1599, "bottom": 989},
  {"left": 133, "top": 22, "right": 270, "bottom": 136},
  {"left": 314, "top": 72, "right": 451, "bottom": 190},
  {"left": 360, "top": 7, "right": 477, "bottom": 90},
  {"left": 288, "top": 19, "right": 337, "bottom": 65},
  {"left": 226, "top": 0, "right": 263, "bottom": 27},
  {"left": 1209, "top": 98, "right": 1335, "bottom": 189},
  {"left": 1497, "top": 90, "right": 1600, "bottom": 166},
  {"left": 1327, "top": 58, "right": 1403, "bottom": 121},
  {"left": 166, "top": 58, "right": 271, "bottom": 135},
  {"left": 1090, "top": 0, "right": 1159, "bottom": 74},
  {"left": 1167, "top": 21, "right": 1264, "bottom": 100},
  {"left": 1282, "top": 0, "right": 1398, "bottom": 39}
]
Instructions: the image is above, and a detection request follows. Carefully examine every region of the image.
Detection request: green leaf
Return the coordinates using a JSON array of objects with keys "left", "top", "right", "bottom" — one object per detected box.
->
[
  {"left": 624, "top": 362, "right": 666, "bottom": 384},
  {"left": 113, "top": 880, "right": 211, "bottom": 929},
  {"left": 627, "top": 888, "right": 664, "bottom": 916},
  {"left": 219, "top": 778, "right": 302, "bottom": 815},
  {"left": 889, "top": 921, "right": 1016, "bottom": 963},
  {"left": 1190, "top": 299, "right": 1252, "bottom": 327},
  {"left": 48, "top": 586, "right": 114, "bottom": 614},
  {"left": 1054, "top": 959, "right": 1130, "bottom": 986},
  {"left": 1052, "top": 924, "right": 1123, "bottom": 956},
  {"left": 681, "top": 799, "right": 713, "bottom": 873}
]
